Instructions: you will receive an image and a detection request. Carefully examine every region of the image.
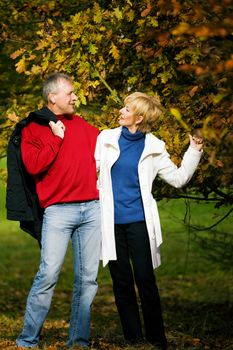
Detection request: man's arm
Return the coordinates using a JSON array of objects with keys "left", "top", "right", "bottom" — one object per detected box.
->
[{"left": 21, "top": 121, "right": 65, "bottom": 175}]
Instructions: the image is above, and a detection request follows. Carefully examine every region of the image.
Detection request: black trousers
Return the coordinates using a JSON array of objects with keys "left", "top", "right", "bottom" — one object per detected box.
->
[{"left": 108, "top": 222, "right": 167, "bottom": 346}]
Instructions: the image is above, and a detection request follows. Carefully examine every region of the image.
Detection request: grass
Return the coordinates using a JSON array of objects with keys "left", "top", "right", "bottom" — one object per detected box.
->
[{"left": 0, "top": 184, "right": 233, "bottom": 349}]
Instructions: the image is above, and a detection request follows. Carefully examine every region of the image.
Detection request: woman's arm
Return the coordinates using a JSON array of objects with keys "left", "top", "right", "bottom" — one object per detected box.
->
[{"left": 157, "top": 134, "right": 203, "bottom": 188}]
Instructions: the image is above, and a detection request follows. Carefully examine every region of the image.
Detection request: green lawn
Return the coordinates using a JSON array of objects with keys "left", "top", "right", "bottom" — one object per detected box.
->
[{"left": 0, "top": 184, "right": 232, "bottom": 349}]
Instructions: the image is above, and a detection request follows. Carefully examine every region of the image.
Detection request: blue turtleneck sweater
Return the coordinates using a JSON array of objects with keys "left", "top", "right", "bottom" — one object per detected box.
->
[{"left": 111, "top": 127, "right": 146, "bottom": 224}]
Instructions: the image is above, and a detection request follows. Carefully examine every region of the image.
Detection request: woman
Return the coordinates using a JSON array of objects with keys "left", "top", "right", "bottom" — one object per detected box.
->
[{"left": 95, "top": 92, "right": 203, "bottom": 349}]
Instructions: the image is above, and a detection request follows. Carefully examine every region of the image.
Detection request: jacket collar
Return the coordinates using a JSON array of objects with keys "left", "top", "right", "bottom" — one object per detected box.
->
[
  {"left": 103, "top": 127, "right": 122, "bottom": 150},
  {"left": 27, "top": 107, "right": 58, "bottom": 124},
  {"left": 142, "top": 133, "right": 164, "bottom": 158},
  {"left": 104, "top": 127, "right": 164, "bottom": 157}
]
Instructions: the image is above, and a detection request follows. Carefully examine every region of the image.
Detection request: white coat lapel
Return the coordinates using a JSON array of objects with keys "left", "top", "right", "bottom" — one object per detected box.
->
[
  {"left": 140, "top": 133, "right": 164, "bottom": 162},
  {"left": 103, "top": 127, "right": 121, "bottom": 168}
]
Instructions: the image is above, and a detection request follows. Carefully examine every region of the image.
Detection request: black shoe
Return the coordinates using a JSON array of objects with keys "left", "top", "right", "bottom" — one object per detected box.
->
[
  {"left": 147, "top": 337, "right": 167, "bottom": 350},
  {"left": 125, "top": 337, "right": 144, "bottom": 345}
]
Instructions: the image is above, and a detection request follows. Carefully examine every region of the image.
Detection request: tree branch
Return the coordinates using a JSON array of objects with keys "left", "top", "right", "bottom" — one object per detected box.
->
[{"left": 188, "top": 207, "right": 233, "bottom": 231}]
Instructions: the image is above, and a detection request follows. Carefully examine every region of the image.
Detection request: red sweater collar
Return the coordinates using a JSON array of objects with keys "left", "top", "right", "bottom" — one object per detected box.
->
[{"left": 56, "top": 114, "right": 74, "bottom": 121}]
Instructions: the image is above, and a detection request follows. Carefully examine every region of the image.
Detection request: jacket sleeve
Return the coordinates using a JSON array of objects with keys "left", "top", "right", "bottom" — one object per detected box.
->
[
  {"left": 21, "top": 125, "right": 63, "bottom": 176},
  {"left": 156, "top": 145, "right": 203, "bottom": 188},
  {"left": 94, "top": 134, "right": 101, "bottom": 172}
]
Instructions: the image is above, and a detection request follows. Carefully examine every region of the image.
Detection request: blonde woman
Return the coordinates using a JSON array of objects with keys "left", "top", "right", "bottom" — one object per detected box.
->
[{"left": 95, "top": 92, "right": 203, "bottom": 349}]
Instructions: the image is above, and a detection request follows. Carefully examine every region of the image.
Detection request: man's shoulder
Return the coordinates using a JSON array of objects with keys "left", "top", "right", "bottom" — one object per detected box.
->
[
  {"left": 22, "top": 120, "right": 47, "bottom": 134},
  {"left": 19, "top": 108, "right": 56, "bottom": 131},
  {"left": 74, "top": 115, "right": 99, "bottom": 134}
]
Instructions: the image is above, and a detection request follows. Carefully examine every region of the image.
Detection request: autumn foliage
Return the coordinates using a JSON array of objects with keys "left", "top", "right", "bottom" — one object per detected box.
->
[{"left": 1, "top": 0, "right": 232, "bottom": 205}]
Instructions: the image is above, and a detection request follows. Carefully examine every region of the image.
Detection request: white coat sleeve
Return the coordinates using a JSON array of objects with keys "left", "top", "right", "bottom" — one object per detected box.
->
[
  {"left": 157, "top": 145, "right": 203, "bottom": 188},
  {"left": 94, "top": 133, "right": 101, "bottom": 172}
]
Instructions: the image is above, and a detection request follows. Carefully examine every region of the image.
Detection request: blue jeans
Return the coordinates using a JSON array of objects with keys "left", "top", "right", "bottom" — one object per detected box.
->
[{"left": 16, "top": 201, "right": 101, "bottom": 348}]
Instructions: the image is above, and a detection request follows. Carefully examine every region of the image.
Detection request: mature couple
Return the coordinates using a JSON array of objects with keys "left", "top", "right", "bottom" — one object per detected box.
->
[{"left": 12, "top": 73, "right": 203, "bottom": 349}]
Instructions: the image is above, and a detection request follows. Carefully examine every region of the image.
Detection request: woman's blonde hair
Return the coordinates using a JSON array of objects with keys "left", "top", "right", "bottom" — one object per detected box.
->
[{"left": 124, "top": 92, "right": 163, "bottom": 133}]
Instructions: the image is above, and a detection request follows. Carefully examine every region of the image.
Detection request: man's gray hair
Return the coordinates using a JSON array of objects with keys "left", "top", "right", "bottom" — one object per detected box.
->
[{"left": 42, "top": 73, "right": 73, "bottom": 103}]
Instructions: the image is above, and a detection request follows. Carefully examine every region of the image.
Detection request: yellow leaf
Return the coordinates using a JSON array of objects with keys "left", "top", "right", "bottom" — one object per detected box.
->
[
  {"left": 36, "top": 39, "right": 50, "bottom": 51},
  {"left": 47, "top": 18, "right": 54, "bottom": 25},
  {"left": 212, "top": 93, "right": 227, "bottom": 105},
  {"left": 128, "top": 76, "right": 138, "bottom": 84},
  {"left": 170, "top": 108, "right": 190, "bottom": 131},
  {"left": 89, "top": 80, "right": 100, "bottom": 88},
  {"left": 48, "top": 0, "right": 55, "bottom": 10},
  {"left": 89, "top": 43, "right": 98, "bottom": 54},
  {"left": 93, "top": 6, "right": 102, "bottom": 23},
  {"left": 126, "top": 9, "right": 135, "bottom": 22},
  {"left": 141, "top": 5, "right": 153, "bottom": 17},
  {"left": 28, "top": 54, "right": 36, "bottom": 61},
  {"left": 7, "top": 112, "right": 19, "bottom": 123},
  {"left": 113, "top": 7, "right": 123, "bottom": 20},
  {"left": 31, "top": 65, "right": 41, "bottom": 75},
  {"left": 172, "top": 22, "right": 190, "bottom": 35},
  {"left": 81, "top": 94, "right": 87, "bottom": 105},
  {"left": 110, "top": 43, "right": 120, "bottom": 60},
  {"left": 170, "top": 107, "right": 182, "bottom": 120},
  {"left": 189, "top": 86, "right": 199, "bottom": 97},
  {"left": 15, "top": 57, "right": 26, "bottom": 73},
  {"left": 217, "top": 160, "right": 224, "bottom": 168},
  {"left": 10, "top": 48, "right": 25, "bottom": 60},
  {"left": 151, "top": 78, "right": 158, "bottom": 85},
  {"left": 41, "top": 57, "right": 50, "bottom": 71}
]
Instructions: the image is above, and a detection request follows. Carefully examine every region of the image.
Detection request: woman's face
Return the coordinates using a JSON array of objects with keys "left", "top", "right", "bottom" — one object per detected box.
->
[{"left": 119, "top": 104, "right": 141, "bottom": 132}]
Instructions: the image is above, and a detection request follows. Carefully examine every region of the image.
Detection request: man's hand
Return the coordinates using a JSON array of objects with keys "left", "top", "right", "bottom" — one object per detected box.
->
[{"left": 49, "top": 121, "right": 65, "bottom": 139}]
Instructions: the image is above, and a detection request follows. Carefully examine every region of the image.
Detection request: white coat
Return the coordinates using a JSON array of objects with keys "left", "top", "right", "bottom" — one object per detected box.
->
[{"left": 95, "top": 127, "right": 202, "bottom": 269}]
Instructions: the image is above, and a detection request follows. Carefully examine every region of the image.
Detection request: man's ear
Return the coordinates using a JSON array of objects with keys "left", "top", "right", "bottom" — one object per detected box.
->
[
  {"left": 136, "top": 115, "right": 143, "bottom": 125},
  {"left": 48, "top": 93, "right": 56, "bottom": 104}
]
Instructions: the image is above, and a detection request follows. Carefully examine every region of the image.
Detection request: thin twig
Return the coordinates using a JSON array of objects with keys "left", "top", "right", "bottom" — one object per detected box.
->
[{"left": 188, "top": 207, "right": 233, "bottom": 231}]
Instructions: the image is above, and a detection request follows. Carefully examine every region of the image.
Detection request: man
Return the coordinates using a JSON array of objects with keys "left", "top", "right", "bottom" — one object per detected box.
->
[{"left": 16, "top": 73, "right": 101, "bottom": 348}]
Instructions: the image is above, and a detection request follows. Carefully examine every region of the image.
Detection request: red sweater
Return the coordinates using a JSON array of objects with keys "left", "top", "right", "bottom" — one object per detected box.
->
[{"left": 21, "top": 114, "right": 99, "bottom": 208}]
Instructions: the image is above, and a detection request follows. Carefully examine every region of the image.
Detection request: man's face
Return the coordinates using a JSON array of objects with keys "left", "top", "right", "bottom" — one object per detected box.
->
[{"left": 50, "top": 79, "right": 77, "bottom": 115}]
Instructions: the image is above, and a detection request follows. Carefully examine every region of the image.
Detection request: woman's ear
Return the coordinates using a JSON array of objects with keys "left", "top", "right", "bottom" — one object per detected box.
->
[{"left": 136, "top": 115, "right": 143, "bottom": 125}]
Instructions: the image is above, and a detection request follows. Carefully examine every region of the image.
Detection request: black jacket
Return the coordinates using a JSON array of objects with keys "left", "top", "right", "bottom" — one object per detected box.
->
[{"left": 6, "top": 107, "right": 57, "bottom": 245}]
